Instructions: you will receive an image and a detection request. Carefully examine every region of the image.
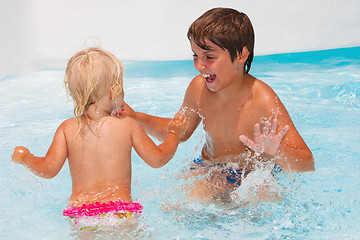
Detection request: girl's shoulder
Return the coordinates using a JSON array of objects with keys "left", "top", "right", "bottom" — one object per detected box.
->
[
  {"left": 103, "top": 115, "right": 140, "bottom": 129},
  {"left": 58, "top": 117, "right": 78, "bottom": 130}
]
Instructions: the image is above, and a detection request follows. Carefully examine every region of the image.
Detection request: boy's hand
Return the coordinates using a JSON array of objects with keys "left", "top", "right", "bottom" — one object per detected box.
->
[
  {"left": 111, "top": 102, "right": 135, "bottom": 118},
  {"left": 167, "top": 112, "right": 189, "bottom": 139},
  {"left": 12, "top": 146, "right": 30, "bottom": 164},
  {"left": 239, "top": 119, "right": 289, "bottom": 156}
]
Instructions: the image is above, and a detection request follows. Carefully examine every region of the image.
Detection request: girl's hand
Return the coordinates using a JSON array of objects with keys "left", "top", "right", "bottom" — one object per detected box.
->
[
  {"left": 239, "top": 119, "right": 289, "bottom": 156},
  {"left": 11, "top": 146, "right": 30, "bottom": 164},
  {"left": 167, "top": 112, "right": 189, "bottom": 139}
]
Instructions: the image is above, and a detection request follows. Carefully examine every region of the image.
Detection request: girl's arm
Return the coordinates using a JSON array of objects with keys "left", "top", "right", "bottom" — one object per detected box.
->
[
  {"left": 11, "top": 122, "right": 68, "bottom": 179},
  {"left": 131, "top": 113, "right": 189, "bottom": 168}
]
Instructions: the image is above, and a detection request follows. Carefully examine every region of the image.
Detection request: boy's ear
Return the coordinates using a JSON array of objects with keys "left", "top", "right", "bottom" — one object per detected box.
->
[{"left": 237, "top": 46, "right": 250, "bottom": 64}]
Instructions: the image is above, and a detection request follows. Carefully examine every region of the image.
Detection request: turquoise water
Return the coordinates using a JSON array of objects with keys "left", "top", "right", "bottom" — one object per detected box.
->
[{"left": 1, "top": 47, "right": 360, "bottom": 239}]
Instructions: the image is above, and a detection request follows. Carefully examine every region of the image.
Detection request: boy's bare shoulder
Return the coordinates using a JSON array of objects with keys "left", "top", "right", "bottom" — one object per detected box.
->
[
  {"left": 184, "top": 75, "right": 206, "bottom": 98},
  {"left": 253, "top": 78, "right": 276, "bottom": 96},
  {"left": 181, "top": 75, "right": 206, "bottom": 110},
  {"left": 252, "top": 78, "right": 279, "bottom": 107},
  {"left": 186, "top": 75, "right": 204, "bottom": 91}
]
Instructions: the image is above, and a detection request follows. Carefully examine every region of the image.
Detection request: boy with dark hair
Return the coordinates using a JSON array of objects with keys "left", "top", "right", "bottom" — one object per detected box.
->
[{"left": 119, "top": 8, "right": 314, "bottom": 200}]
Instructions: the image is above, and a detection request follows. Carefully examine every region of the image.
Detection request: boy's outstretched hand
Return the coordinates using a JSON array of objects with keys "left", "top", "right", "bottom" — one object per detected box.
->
[
  {"left": 167, "top": 112, "right": 189, "bottom": 139},
  {"left": 111, "top": 102, "right": 135, "bottom": 118},
  {"left": 239, "top": 119, "right": 289, "bottom": 156}
]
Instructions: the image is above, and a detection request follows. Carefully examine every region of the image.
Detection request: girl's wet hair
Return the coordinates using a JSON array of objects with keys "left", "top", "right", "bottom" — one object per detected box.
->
[
  {"left": 64, "top": 48, "right": 124, "bottom": 129},
  {"left": 187, "top": 8, "right": 254, "bottom": 74}
]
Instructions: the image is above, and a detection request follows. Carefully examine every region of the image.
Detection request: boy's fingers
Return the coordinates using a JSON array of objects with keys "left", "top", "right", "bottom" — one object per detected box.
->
[
  {"left": 279, "top": 125, "right": 290, "bottom": 138},
  {"left": 254, "top": 124, "right": 261, "bottom": 137},
  {"left": 239, "top": 135, "right": 252, "bottom": 147},
  {"left": 270, "top": 119, "right": 278, "bottom": 134},
  {"left": 239, "top": 135, "right": 247, "bottom": 144},
  {"left": 263, "top": 121, "right": 271, "bottom": 135},
  {"left": 240, "top": 135, "right": 263, "bottom": 153}
]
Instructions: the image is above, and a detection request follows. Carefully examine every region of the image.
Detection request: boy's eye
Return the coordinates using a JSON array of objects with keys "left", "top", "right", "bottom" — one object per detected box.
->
[
  {"left": 192, "top": 54, "right": 198, "bottom": 59},
  {"left": 206, "top": 56, "right": 215, "bottom": 60}
]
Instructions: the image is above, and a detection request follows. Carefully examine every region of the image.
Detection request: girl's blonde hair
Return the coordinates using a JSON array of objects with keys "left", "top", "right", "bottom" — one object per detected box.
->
[{"left": 64, "top": 48, "right": 124, "bottom": 129}]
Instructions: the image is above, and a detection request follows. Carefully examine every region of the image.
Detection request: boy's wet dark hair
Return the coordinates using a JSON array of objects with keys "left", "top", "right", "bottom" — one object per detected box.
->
[{"left": 187, "top": 8, "right": 254, "bottom": 74}]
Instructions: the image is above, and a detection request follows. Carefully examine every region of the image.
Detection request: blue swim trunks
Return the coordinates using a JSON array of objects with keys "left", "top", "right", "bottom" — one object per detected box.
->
[{"left": 190, "top": 157, "right": 282, "bottom": 186}]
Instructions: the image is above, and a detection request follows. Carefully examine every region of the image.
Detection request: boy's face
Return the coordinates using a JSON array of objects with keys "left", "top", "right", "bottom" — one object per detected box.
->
[{"left": 191, "top": 38, "right": 243, "bottom": 93}]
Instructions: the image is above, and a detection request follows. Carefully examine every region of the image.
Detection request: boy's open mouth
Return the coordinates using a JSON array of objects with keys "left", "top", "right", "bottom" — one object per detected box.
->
[{"left": 202, "top": 73, "right": 216, "bottom": 83}]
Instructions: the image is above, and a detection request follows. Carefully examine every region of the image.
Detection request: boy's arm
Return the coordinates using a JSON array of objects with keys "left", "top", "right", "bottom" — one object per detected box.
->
[
  {"left": 276, "top": 137, "right": 314, "bottom": 172},
  {"left": 119, "top": 77, "right": 202, "bottom": 142},
  {"left": 11, "top": 122, "right": 68, "bottom": 179},
  {"left": 240, "top": 82, "right": 314, "bottom": 172},
  {"left": 240, "top": 118, "right": 314, "bottom": 172},
  {"left": 119, "top": 102, "right": 172, "bottom": 141},
  {"left": 131, "top": 113, "right": 189, "bottom": 168},
  {"left": 274, "top": 109, "right": 314, "bottom": 172}
]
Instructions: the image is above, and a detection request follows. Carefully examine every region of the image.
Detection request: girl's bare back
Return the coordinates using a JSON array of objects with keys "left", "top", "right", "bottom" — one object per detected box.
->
[{"left": 64, "top": 116, "right": 135, "bottom": 206}]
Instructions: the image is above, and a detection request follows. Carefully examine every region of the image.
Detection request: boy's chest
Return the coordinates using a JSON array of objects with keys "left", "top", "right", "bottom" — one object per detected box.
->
[{"left": 199, "top": 99, "right": 259, "bottom": 141}]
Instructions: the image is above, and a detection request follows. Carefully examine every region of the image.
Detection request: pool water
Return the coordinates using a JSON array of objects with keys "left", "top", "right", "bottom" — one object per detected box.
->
[{"left": 1, "top": 47, "right": 360, "bottom": 239}]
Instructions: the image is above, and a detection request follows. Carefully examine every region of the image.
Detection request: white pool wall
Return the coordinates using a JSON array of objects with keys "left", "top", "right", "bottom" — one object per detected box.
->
[{"left": 1, "top": 0, "right": 360, "bottom": 77}]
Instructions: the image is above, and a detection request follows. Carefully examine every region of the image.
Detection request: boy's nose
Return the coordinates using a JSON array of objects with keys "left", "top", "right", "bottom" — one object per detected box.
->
[{"left": 194, "top": 59, "right": 206, "bottom": 71}]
